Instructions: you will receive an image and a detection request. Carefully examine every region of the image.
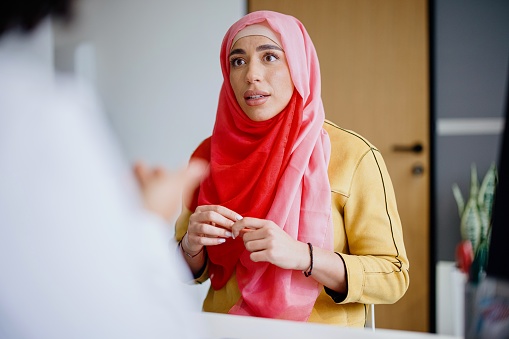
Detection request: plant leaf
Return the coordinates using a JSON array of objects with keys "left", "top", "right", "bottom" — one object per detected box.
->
[
  {"left": 478, "top": 206, "right": 490, "bottom": 242},
  {"left": 460, "top": 196, "right": 482, "bottom": 251},
  {"left": 478, "top": 162, "right": 498, "bottom": 220},
  {"left": 470, "top": 163, "right": 479, "bottom": 198},
  {"left": 452, "top": 183, "right": 464, "bottom": 217}
]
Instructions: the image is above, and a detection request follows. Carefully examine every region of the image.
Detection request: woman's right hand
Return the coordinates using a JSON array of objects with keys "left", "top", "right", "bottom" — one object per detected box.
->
[{"left": 184, "top": 205, "right": 243, "bottom": 254}]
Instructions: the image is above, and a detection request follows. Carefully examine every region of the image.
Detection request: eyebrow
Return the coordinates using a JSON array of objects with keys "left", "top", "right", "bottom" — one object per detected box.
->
[{"left": 229, "top": 44, "right": 283, "bottom": 57}]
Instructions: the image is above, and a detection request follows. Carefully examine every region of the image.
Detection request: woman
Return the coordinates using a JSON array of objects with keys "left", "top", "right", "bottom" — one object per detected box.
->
[{"left": 175, "top": 10, "right": 409, "bottom": 327}]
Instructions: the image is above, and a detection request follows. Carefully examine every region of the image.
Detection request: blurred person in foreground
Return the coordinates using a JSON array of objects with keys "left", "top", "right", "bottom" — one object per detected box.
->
[{"left": 0, "top": 1, "right": 206, "bottom": 338}]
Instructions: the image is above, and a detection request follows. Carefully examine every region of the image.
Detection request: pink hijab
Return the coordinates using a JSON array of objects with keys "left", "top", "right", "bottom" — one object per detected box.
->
[{"left": 191, "top": 10, "right": 333, "bottom": 321}]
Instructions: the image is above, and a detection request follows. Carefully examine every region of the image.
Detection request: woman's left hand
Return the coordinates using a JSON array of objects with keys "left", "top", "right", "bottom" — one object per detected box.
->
[{"left": 231, "top": 217, "right": 310, "bottom": 271}]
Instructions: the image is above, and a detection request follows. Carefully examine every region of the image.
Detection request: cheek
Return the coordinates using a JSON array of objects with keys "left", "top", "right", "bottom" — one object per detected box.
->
[
  {"left": 278, "top": 72, "right": 294, "bottom": 102},
  {"left": 230, "top": 74, "right": 244, "bottom": 99}
]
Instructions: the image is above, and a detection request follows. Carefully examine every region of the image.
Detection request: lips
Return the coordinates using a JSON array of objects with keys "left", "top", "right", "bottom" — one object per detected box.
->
[
  {"left": 244, "top": 90, "right": 270, "bottom": 99},
  {"left": 244, "top": 90, "right": 270, "bottom": 106}
]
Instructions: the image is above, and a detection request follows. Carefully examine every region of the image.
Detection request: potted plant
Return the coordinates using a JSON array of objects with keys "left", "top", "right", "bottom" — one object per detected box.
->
[{"left": 452, "top": 163, "right": 498, "bottom": 282}]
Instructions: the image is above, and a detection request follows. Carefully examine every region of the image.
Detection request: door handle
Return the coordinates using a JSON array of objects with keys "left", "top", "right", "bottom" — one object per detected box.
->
[{"left": 393, "top": 143, "right": 423, "bottom": 154}]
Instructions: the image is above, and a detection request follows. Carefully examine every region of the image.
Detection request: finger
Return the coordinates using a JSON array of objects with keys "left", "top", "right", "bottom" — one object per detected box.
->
[
  {"left": 189, "top": 222, "right": 233, "bottom": 239},
  {"left": 196, "top": 205, "right": 243, "bottom": 223},
  {"left": 240, "top": 227, "right": 260, "bottom": 241},
  {"left": 186, "top": 233, "right": 225, "bottom": 251},
  {"left": 243, "top": 237, "right": 267, "bottom": 253},
  {"left": 194, "top": 206, "right": 242, "bottom": 230},
  {"left": 152, "top": 166, "right": 165, "bottom": 177},
  {"left": 231, "top": 217, "right": 265, "bottom": 238},
  {"left": 191, "top": 210, "right": 238, "bottom": 230},
  {"left": 239, "top": 228, "right": 255, "bottom": 237},
  {"left": 249, "top": 251, "right": 267, "bottom": 263},
  {"left": 133, "top": 161, "right": 149, "bottom": 185}
]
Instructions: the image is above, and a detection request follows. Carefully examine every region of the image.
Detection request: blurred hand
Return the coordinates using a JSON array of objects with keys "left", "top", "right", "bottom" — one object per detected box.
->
[
  {"left": 231, "top": 217, "right": 310, "bottom": 271},
  {"left": 133, "top": 160, "right": 207, "bottom": 222}
]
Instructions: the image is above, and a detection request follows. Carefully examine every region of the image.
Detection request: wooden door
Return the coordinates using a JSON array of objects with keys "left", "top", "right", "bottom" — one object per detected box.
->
[{"left": 249, "top": 0, "right": 430, "bottom": 332}]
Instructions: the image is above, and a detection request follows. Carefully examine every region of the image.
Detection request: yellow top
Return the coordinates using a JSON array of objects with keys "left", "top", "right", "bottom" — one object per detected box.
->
[{"left": 175, "top": 120, "right": 409, "bottom": 327}]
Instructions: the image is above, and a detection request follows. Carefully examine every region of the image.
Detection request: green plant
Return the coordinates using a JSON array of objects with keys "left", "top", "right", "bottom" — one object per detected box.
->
[{"left": 452, "top": 163, "right": 497, "bottom": 281}]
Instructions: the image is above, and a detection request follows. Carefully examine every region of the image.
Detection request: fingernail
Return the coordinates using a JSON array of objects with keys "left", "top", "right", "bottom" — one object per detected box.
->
[
  {"left": 236, "top": 215, "right": 243, "bottom": 221},
  {"left": 225, "top": 231, "right": 233, "bottom": 238},
  {"left": 232, "top": 233, "right": 236, "bottom": 240},
  {"left": 218, "top": 238, "right": 226, "bottom": 244}
]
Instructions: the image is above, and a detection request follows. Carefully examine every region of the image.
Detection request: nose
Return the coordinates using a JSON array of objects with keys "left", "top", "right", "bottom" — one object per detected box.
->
[{"left": 245, "top": 60, "right": 263, "bottom": 83}]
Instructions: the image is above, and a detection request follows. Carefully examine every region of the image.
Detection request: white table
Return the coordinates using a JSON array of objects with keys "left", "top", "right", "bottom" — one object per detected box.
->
[{"left": 198, "top": 312, "right": 460, "bottom": 339}]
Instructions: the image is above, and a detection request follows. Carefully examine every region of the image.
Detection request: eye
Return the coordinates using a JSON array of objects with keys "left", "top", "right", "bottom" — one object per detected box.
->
[
  {"left": 230, "top": 57, "right": 245, "bottom": 67},
  {"left": 263, "top": 53, "right": 280, "bottom": 62}
]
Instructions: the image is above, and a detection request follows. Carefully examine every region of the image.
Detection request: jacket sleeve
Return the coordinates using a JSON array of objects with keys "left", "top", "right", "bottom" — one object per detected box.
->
[{"left": 335, "top": 147, "right": 410, "bottom": 305}]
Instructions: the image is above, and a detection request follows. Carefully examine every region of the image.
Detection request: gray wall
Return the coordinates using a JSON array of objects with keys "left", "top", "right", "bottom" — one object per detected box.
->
[{"left": 434, "top": 0, "right": 509, "bottom": 261}]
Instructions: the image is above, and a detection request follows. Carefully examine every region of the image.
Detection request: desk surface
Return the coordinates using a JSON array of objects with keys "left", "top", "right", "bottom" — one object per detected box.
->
[{"left": 198, "top": 312, "right": 460, "bottom": 339}]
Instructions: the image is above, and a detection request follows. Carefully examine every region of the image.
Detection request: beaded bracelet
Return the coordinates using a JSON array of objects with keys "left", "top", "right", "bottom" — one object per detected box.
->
[
  {"left": 179, "top": 233, "right": 204, "bottom": 258},
  {"left": 303, "top": 242, "right": 313, "bottom": 277}
]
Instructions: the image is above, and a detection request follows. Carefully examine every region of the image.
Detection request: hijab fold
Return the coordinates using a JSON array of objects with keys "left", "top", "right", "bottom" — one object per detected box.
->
[{"left": 190, "top": 11, "right": 333, "bottom": 321}]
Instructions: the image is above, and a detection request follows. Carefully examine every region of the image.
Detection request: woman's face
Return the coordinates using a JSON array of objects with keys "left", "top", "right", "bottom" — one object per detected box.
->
[{"left": 229, "top": 35, "right": 294, "bottom": 122}]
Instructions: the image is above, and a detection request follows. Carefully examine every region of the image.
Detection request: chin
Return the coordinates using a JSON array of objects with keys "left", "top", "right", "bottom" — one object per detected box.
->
[{"left": 246, "top": 110, "right": 280, "bottom": 122}]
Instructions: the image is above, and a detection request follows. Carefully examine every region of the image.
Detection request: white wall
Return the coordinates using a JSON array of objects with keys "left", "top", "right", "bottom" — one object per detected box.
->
[{"left": 54, "top": 0, "right": 246, "bottom": 169}]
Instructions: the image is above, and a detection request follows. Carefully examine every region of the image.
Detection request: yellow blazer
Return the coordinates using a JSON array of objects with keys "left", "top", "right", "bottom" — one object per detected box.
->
[{"left": 175, "top": 120, "right": 409, "bottom": 327}]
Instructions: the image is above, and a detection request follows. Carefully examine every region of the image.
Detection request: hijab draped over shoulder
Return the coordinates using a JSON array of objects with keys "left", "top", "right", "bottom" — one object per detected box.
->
[{"left": 189, "top": 10, "right": 333, "bottom": 321}]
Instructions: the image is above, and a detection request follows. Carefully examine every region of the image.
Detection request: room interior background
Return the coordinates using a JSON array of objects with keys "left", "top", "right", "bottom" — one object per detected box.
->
[
  {"left": 433, "top": 1, "right": 508, "bottom": 334},
  {"left": 27, "top": 0, "right": 509, "bottom": 334}
]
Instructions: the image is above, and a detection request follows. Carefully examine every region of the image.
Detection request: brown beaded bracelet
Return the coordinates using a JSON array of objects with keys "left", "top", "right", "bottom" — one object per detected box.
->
[{"left": 303, "top": 242, "right": 313, "bottom": 277}]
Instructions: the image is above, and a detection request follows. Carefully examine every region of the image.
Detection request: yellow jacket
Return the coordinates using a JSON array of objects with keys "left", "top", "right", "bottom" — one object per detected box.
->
[{"left": 175, "top": 120, "right": 409, "bottom": 327}]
